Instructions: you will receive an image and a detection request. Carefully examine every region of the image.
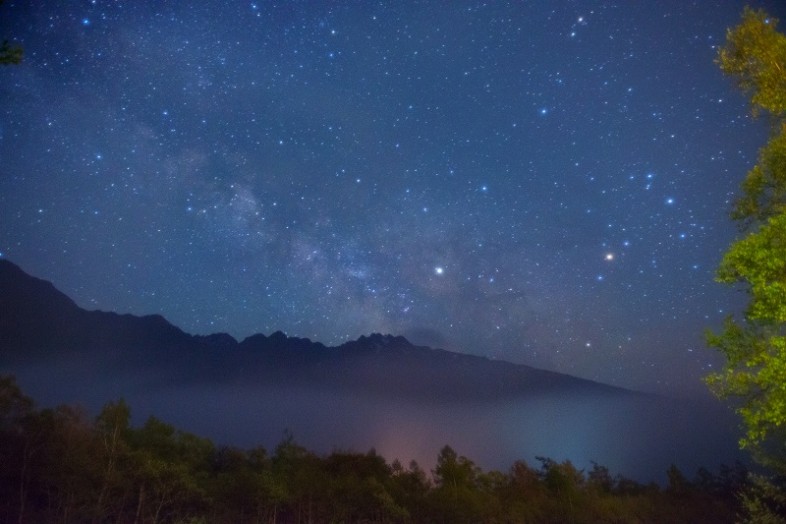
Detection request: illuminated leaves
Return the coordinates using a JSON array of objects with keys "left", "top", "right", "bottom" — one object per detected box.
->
[
  {"left": 707, "top": 8, "right": 786, "bottom": 461},
  {"left": 717, "top": 213, "right": 786, "bottom": 323},
  {"left": 707, "top": 325, "right": 786, "bottom": 449},
  {"left": 732, "top": 127, "right": 786, "bottom": 226},
  {"left": 718, "top": 7, "right": 786, "bottom": 117}
]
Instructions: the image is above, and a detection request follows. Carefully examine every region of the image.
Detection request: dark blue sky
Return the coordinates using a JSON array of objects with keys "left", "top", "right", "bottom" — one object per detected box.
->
[{"left": 2, "top": 1, "right": 783, "bottom": 397}]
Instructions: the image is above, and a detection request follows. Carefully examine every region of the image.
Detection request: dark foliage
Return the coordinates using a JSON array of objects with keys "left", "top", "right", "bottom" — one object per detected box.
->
[{"left": 0, "top": 375, "right": 752, "bottom": 523}]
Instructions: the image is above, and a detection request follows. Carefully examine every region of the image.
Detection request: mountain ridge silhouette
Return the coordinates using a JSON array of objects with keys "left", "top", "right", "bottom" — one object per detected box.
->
[
  {"left": 0, "top": 259, "right": 747, "bottom": 483},
  {"left": 0, "top": 258, "right": 642, "bottom": 401}
]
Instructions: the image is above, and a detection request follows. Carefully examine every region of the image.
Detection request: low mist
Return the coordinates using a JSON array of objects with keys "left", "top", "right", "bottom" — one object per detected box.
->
[{"left": 9, "top": 356, "right": 743, "bottom": 484}]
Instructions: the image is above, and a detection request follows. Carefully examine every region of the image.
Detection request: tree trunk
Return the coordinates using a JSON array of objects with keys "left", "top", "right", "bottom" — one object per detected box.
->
[
  {"left": 17, "top": 440, "right": 32, "bottom": 524},
  {"left": 134, "top": 484, "right": 144, "bottom": 524}
]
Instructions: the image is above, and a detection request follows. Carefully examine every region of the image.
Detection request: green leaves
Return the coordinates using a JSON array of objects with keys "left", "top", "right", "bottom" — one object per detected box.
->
[
  {"left": 0, "top": 1, "right": 22, "bottom": 66},
  {"left": 0, "top": 40, "right": 21, "bottom": 65},
  {"left": 707, "top": 8, "right": 786, "bottom": 469},
  {"left": 717, "top": 213, "right": 786, "bottom": 323},
  {"left": 732, "top": 127, "right": 786, "bottom": 226},
  {"left": 718, "top": 7, "right": 786, "bottom": 117},
  {"left": 0, "top": 376, "right": 754, "bottom": 523}
]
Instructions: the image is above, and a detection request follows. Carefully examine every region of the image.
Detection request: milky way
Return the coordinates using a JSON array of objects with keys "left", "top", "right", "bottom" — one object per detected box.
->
[{"left": 2, "top": 1, "right": 784, "bottom": 396}]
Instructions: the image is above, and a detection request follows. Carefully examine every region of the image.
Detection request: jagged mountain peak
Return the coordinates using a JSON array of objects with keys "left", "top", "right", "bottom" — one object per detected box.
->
[
  {"left": 339, "top": 332, "right": 414, "bottom": 352},
  {"left": 0, "top": 259, "right": 636, "bottom": 399}
]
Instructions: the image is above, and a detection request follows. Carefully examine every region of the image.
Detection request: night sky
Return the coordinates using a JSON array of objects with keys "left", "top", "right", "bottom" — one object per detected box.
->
[{"left": 2, "top": 1, "right": 784, "bottom": 398}]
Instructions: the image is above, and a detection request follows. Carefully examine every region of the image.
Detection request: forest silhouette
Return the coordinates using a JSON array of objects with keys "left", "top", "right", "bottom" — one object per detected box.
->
[{"left": 0, "top": 375, "right": 748, "bottom": 524}]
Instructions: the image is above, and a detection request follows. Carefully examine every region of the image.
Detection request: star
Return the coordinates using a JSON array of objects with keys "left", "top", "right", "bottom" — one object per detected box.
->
[{"left": 0, "top": 0, "right": 776, "bottom": 403}]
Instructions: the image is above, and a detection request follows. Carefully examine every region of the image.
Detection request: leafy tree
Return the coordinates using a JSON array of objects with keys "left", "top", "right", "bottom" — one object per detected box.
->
[
  {"left": 34, "top": 405, "right": 98, "bottom": 522},
  {"left": 209, "top": 445, "right": 273, "bottom": 522},
  {"left": 389, "top": 459, "right": 429, "bottom": 519},
  {"left": 0, "top": 39, "right": 21, "bottom": 65},
  {"left": 429, "top": 445, "right": 484, "bottom": 523},
  {"left": 433, "top": 445, "right": 478, "bottom": 494},
  {"left": 707, "top": 9, "right": 786, "bottom": 522},
  {"left": 706, "top": 7, "right": 786, "bottom": 469},
  {"left": 0, "top": 377, "right": 36, "bottom": 523},
  {"left": 322, "top": 449, "right": 406, "bottom": 522},
  {"left": 537, "top": 456, "right": 586, "bottom": 521},
  {"left": 587, "top": 461, "right": 614, "bottom": 494},
  {"left": 271, "top": 432, "right": 324, "bottom": 522},
  {"left": 0, "top": 377, "right": 752, "bottom": 522},
  {"left": 666, "top": 464, "right": 690, "bottom": 496},
  {"left": 128, "top": 416, "right": 213, "bottom": 523},
  {"left": 502, "top": 460, "right": 548, "bottom": 521},
  {"left": 738, "top": 474, "right": 786, "bottom": 523},
  {"left": 93, "top": 399, "right": 132, "bottom": 519},
  {"left": 0, "top": 374, "right": 33, "bottom": 429},
  {"left": 0, "top": 0, "right": 22, "bottom": 65},
  {"left": 717, "top": 8, "right": 786, "bottom": 121}
]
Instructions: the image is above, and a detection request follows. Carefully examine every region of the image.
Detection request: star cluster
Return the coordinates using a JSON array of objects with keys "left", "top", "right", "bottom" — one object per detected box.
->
[{"left": 2, "top": 1, "right": 783, "bottom": 396}]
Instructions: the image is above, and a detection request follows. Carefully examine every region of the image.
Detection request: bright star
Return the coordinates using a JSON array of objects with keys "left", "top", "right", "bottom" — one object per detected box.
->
[
  {"left": 434, "top": 266, "right": 444, "bottom": 275},
  {"left": 604, "top": 253, "right": 614, "bottom": 261}
]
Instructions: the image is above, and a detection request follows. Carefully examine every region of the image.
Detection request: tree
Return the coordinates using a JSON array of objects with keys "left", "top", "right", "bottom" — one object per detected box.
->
[
  {"left": 389, "top": 459, "right": 429, "bottom": 520},
  {"left": 0, "top": 376, "right": 35, "bottom": 523},
  {"left": 322, "top": 449, "right": 405, "bottom": 522},
  {"left": 209, "top": 445, "right": 276, "bottom": 523},
  {"left": 0, "top": 0, "right": 22, "bottom": 65},
  {"left": 708, "top": 9, "right": 786, "bottom": 522},
  {"left": 0, "top": 375, "right": 33, "bottom": 429},
  {"left": 587, "top": 461, "right": 614, "bottom": 494},
  {"left": 34, "top": 405, "right": 98, "bottom": 523},
  {"left": 537, "top": 456, "right": 585, "bottom": 521},
  {"left": 502, "top": 460, "right": 548, "bottom": 521},
  {"left": 93, "top": 399, "right": 132, "bottom": 520},
  {"left": 706, "top": 7, "right": 786, "bottom": 469},
  {"left": 666, "top": 464, "right": 689, "bottom": 496},
  {"left": 271, "top": 432, "right": 324, "bottom": 523},
  {"left": 128, "top": 416, "right": 213, "bottom": 523},
  {"left": 0, "top": 39, "right": 21, "bottom": 65},
  {"left": 429, "top": 445, "right": 484, "bottom": 523}
]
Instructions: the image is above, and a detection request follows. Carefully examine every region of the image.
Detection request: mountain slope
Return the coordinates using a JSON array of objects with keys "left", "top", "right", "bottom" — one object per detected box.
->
[
  {"left": 0, "top": 259, "right": 743, "bottom": 482},
  {"left": 0, "top": 259, "right": 633, "bottom": 401}
]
